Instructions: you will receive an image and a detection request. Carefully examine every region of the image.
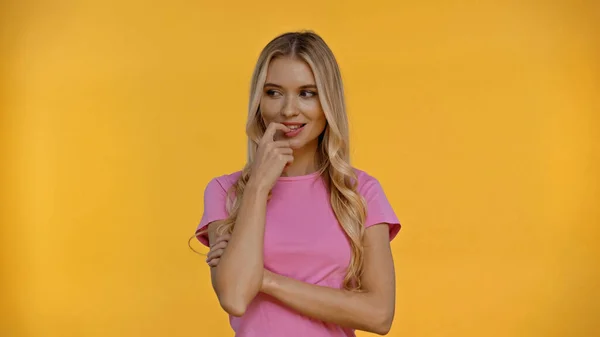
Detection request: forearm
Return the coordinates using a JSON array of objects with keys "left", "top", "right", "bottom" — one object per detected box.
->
[
  {"left": 262, "top": 272, "right": 393, "bottom": 335},
  {"left": 215, "top": 183, "right": 268, "bottom": 315}
]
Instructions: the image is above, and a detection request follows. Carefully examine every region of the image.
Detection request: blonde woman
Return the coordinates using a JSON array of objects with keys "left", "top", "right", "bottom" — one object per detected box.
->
[{"left": 191, "top": 31, "right": 402, "bottom": 336}]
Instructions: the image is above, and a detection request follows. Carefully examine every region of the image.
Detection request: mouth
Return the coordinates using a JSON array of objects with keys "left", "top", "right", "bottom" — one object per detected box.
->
[
  {"left": 283, "top": 123, "right": 307, "bottom": 137},
  {"left": 286, "top": 123, "right": 306, "bottom": 130}
]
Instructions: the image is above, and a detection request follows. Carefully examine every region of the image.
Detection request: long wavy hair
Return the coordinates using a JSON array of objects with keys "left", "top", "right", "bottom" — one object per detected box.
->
[{"left": 189, "top": 31, "right": 368, "bottom": 291}]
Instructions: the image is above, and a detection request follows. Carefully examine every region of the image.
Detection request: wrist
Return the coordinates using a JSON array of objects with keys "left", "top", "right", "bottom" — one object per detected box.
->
[
  {"left": 261, "top": 269, "right": 277, "bottom": 294},
  {"left": 246, "top": 179, "right": 270, "bottom": 197}
]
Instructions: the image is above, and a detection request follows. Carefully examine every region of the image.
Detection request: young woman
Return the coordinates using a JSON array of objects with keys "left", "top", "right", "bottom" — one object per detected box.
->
[{"left": 191, "top": 31, "right": 402, "bottom": 337}]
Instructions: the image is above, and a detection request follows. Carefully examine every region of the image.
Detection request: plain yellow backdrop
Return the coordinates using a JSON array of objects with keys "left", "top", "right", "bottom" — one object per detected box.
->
[{"left": 1, "top": 1, "right": 599, "bottom": 336}]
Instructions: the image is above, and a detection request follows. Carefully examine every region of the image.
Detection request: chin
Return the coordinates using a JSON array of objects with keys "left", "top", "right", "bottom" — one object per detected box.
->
[
  {"left": 291, "top": 139, "right": 307, "bottom": 150},
  {"left": 297, "top": 137, "right": 320, "bottom": 150}
]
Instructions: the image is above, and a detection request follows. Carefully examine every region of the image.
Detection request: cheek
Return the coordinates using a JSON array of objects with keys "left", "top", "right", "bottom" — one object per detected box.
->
[
  {"left": 260, "top": 97, "right": 283, "bottom": 121},
  {"left": 300, "top": 100, "right": 325, "bottom": 122},
  {"left": 300, "top": 99, "right": 320, "bottom": 113},
  {"left": 314, "top": 115, "right": 327, "bottom": 134},
  {"left": 304, "top": 107, "right": 327, "bottom": 136}
]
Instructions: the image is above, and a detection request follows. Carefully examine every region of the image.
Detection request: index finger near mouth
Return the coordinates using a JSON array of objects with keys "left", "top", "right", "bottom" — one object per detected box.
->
[{"left": 262, "top": 123, "right": 290, "bottom": 143}]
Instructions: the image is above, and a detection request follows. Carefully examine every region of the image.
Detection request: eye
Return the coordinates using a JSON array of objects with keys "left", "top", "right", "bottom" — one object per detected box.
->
[
  {"left": 300, "top": 90, "right": 317, "bottom": 98},
  {"left": 266, "top": 89, "right": 282, "bottom": 97}
]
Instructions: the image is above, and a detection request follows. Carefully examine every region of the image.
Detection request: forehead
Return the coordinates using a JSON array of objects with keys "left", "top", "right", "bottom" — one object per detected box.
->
[{"left": 265, "top": 57, "right": 316, "bottom": 86}]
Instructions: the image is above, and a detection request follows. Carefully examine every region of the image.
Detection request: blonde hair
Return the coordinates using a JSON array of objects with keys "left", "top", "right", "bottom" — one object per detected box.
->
[{"left": 189, "top": 31, "right": 368, "bottom": 291}]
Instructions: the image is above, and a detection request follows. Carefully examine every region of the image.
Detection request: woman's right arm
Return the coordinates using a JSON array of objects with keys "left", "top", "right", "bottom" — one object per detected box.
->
[
  {"left": 207, "top": 122, "right": 295, "bottom": 317},
  {"left": 208, "top": 183, "right": 269, "bottom": 317}
]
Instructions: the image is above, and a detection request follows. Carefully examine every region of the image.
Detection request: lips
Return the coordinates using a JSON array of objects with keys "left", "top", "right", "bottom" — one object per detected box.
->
[{"left": 283, "top": 123, "right": 306, "bottom": 138}]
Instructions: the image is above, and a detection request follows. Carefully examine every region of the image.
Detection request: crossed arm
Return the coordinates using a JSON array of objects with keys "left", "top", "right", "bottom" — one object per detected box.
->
[
  {"left": 259, "top": 224, "right": 396, "bottom": 335},
  {"left": 206, "top": 208, "right": 396, "bottom": 335}
]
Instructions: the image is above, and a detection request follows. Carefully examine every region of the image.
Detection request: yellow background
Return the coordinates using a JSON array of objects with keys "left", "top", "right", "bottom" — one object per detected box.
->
[{"left": 1, "top": 1, "right": 599, "bottom": 336}]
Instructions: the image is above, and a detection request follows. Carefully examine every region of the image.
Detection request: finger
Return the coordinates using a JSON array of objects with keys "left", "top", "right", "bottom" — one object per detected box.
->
[
  {"left": 207, "top": 248, "right": 224, "bottom": 260},
  {"left": 216, "top": 233, "right": 231, "bottom": 243},
  {"left": 210, "top": 241, "right": 228, "bottom": 251},
  {"left": 271, "top": 140, "right": 303, "bottom": 151},
  {"left": 273, "top": 139, "right": 301, "bottom": 149},
  {"left": 212, "top": 236, "right": 230, "bottom": 248},
  {"left": 206, "top": 248, "right": 224, "bottom": 261},
  {"left": 210, "top": 234, "right": 231, "bottom": 248},
  {"left": 270, "top": 140, "right": 292, "bottom": 148},
  {"left": 281, "top": 155, "right": 294, "bottom": 164},
  {"left": 262, "top": 123, "right": 291, "bottom": 143},
  {"left": 208, "top": 258, "right": 220, "bottom": 267},
  {"left": 274, "top": 129, "right": 285, "bottom": 142},
  {"left": 276, "top": 147, "right": 293, "bottom": 155}
]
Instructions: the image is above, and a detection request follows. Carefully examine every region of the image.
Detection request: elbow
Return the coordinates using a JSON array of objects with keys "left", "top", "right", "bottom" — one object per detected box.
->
[
  {"left": 218, "top": 295, "right": 248, "bottom": 317},
  {"left": 216, "top": 286, "right": 260, "bottom": 317},
  {"left": 372, "top": 321, "right": 392, "bottom": 336},
  {"left": 214, "top": 273, "right": 262, "bottom": 317},
  {"left": 370, "top": 308, "right": 394, "bottom": 335}
]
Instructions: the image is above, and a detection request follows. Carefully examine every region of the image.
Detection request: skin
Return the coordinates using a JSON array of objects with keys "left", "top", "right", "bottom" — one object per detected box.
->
[
  {"left": 206, "top": 56, "right": 396, "bottom": 335},
  {"left": 260, "top": 56, "right": 327, "bottom": 177}
]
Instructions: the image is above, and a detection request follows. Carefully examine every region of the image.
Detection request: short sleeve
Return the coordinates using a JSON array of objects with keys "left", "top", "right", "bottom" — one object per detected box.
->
[
  {"left": 361, "top": 178, "right": 401, "bottom": 241},
  {"left": 195, "top": 177, "right": 230, "bottom": 247}
]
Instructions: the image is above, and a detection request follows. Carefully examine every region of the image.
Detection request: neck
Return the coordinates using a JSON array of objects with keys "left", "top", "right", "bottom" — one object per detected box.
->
[{"left": 281, "top": 141, "right": 320, "bottom": 177}]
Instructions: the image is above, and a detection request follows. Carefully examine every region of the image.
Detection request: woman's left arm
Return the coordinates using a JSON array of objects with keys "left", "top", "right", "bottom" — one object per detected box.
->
[{"left": 261, "top": 223, "right": 396, "bottom": 335}]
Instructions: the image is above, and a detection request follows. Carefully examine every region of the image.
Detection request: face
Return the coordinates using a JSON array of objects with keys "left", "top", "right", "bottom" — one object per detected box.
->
[{"left": 260, "top": 56, "right": 327, "bottom": 150}]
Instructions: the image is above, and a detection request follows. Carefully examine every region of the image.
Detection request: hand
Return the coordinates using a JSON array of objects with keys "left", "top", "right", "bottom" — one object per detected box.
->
[
  {"left": 247, "top": 122, "right": 298, "bottom": 192},
  {"left": 206, "top": 234, "right": 231, "bottom": 268}
]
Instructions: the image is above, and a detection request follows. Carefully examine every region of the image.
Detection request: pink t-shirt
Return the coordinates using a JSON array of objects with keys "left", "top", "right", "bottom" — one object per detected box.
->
[{"left": 195, "top": 168, "right": 401, "bottom": 337}]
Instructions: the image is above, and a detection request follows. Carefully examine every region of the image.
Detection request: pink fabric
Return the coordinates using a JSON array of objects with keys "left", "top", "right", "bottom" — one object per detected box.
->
[{"left": 195, "top": 168, "right": 401, "bottom": 337}]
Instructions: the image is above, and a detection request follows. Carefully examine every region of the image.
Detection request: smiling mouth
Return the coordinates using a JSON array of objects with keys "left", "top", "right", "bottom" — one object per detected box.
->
[
  {"left": 283, "top": 123, "right": 307, "bottom": 138},
  {"left": 287, "top": 124, "right": 306, "bottom": 130}
]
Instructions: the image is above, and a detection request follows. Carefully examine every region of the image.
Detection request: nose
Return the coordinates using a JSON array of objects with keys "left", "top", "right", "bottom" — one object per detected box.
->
[{"left": 280, "top": 96, "right": 299, "bottom": 117}]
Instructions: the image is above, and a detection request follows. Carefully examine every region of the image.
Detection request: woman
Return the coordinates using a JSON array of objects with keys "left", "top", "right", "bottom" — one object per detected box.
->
[{"left": 190, "top": 31, "right": 401, "bottom": 336}]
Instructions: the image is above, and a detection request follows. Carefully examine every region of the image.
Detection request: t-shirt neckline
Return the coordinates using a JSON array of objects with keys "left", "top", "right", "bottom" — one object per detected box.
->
[{"left": 277, "top": 170, "right": 322, "bottom": 181}]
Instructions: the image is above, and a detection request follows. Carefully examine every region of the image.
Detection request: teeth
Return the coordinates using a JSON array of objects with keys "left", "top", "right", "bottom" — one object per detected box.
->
[{"left": 288, "top": 125, "right": 303, "bottom": 130}]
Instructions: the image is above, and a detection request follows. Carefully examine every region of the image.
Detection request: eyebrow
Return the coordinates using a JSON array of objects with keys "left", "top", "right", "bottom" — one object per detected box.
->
[{"left": 264, "top": 83, "right": 317, "bottom": 89}]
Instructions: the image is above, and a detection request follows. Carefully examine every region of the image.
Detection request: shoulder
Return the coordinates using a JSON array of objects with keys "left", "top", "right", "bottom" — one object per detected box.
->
[
  {"left": 204, "top": 170, "right": 243, "bottom": 194},
  {"left": 352, "top": 167, "right": 383, "bottom": 194},
  {"left": 352, "top": 167, "right": 401, "bottom": 235}
]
